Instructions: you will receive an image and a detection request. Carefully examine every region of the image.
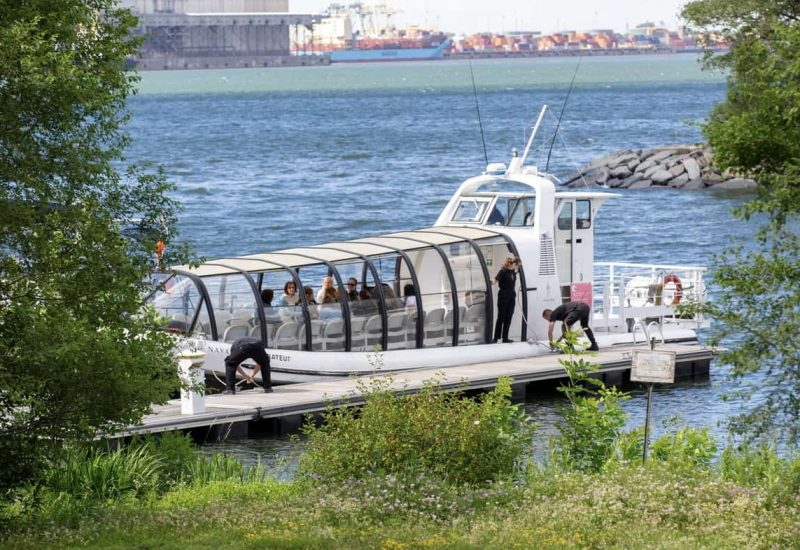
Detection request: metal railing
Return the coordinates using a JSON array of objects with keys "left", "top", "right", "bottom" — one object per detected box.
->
[{"left": 592, "top": 261, "right": 708, "bottom": 332}]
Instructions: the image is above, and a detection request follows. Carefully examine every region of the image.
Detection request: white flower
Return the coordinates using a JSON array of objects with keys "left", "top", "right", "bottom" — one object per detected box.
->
[{"left": 473, "top": 420, "right": 480, "bottom": 425}]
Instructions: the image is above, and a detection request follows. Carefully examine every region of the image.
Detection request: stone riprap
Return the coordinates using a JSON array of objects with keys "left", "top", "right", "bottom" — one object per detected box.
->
[{"left": 561, "top": 145, "right": 758, "bottom": 190}]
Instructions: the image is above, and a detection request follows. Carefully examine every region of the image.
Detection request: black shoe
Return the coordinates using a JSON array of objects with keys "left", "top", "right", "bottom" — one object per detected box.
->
[
  {"left": 492, "top": 339, "right": 499, "bottom": 343},
  {"left": 263, "top": 387, "right": 274, "bottom": 393},
  {"left": 588, "top": 344, "right": 600, "bottom": 351},
  {"left": 502, "top": 339, "right": 513, "bottom": 343},
  {"left": 221, "top": 389, "right": 235, "bottom": 395}
]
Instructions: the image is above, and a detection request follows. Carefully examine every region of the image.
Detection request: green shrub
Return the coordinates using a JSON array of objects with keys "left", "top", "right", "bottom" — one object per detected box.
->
[
  {"left": 551, "top": 339, "right": 629, "bottom": 473},
  {"left": 297, "top": 375, "right": 535, "bottom": 485},
  {"left": 650, "top": 426, "right": 717, "bottom": 471},
  {"left": 721, "top": 444, "right": 800, "bottom": 505}
]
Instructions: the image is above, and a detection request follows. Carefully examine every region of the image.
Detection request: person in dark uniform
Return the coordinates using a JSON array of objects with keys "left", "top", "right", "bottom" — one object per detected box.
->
[
  {"left": 542, "top": 301, "right": 599, "bottom": 351},
  {"left": 222, "top": 336, "right": 273, "bottom": 395},
  {"left": 493, "top": 256, "right": 520, "bottom": 343},
  {"left": 345, "top": 277, "right": 359, "bottom": 302}
]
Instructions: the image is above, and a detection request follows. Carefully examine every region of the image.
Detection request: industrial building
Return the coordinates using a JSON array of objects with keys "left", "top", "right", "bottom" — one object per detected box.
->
[{"left": 124, "top": 0, "right": 326, "bottom": 70}]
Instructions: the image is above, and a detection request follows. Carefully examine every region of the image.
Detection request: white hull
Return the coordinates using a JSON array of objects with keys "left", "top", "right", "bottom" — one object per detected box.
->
[{"left": 201, "top": 326, "right": 699, "bottom": 384}]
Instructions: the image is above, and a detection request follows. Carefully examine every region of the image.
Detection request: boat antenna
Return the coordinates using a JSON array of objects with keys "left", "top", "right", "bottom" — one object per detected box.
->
[
  {"left": 545, "top": 56, "right": 582, "bottom": 173},
  {"left": 469, "top": 59, "right": 489, "bottom": 167}
]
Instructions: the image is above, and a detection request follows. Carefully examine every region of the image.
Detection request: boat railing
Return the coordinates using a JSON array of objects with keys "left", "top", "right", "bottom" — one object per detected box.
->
[{"left": 591, "top": 261, "right": 709, "bottom": 332}]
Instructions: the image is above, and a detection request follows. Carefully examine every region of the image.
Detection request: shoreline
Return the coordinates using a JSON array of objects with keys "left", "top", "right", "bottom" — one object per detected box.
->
[{"left": 133, "top": 47, "right": 714, "bottom": 71}]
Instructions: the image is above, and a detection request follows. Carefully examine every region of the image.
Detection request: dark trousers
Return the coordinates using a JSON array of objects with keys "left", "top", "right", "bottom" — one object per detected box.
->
[
  {"left": 564, "top": 303, "right": 598, "bottom": 347},
  {"left": 494, "top": 290, "right": 516, "bottom": 341},
  {"left": 224, "top": 337, "right": 271, "bottom": 391}
]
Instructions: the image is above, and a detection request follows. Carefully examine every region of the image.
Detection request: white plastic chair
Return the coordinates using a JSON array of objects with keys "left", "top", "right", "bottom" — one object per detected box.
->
[
  {"left": 423, "top": 307, "right": 446, "bottom": 347},
  {"left": 322, "top": 318, "right": 345, "bottom": 351},
  {"left": 274, "top": 321, "right": 300, "bottom": 350},
  {"left": 222, "top": 324, "right": 249, "bottom": 343}
]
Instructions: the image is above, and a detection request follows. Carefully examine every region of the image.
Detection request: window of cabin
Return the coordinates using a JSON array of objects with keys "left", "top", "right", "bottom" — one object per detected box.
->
[
  {"left": 507, "top": 197, "right": 536, "bottom": 227},
  {"left": 452, "top": 199, "right": 489, "bottom": 223},
  {"left": 557, "top": 202, "right": 573, "bottom": 230},
  {"left": 576, "top": 199, "right": 592, "bottom": 229}
]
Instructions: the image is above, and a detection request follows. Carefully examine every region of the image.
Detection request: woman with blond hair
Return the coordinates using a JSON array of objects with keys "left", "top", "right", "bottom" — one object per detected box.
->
[{"left": 492, "top": 256, "right": 520, "bottom": 343}]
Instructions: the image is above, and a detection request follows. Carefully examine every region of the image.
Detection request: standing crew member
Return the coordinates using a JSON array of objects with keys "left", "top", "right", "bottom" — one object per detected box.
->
[
  {"left": 493, "top": 256, "right": 520, "bottom": 343},
  {"left": 542, "top": 301, "right": 599, "bottom": 351},
  {"left": 222, "top": 336, "right": 273, "bottom": 395}
]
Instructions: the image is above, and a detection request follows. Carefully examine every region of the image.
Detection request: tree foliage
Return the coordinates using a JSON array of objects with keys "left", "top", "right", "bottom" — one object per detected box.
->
[
  {"left": 0, "top": 0, "right": 188, "bottom": 489},
  {"left": 683, "top": 0, "right": 800, "bottom": 442}
]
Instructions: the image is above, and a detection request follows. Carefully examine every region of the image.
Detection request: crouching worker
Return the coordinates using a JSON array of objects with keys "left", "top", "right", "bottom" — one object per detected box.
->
[
  {"left": 222, "top": 337, "right": 273, "bottom": 395},
  {"left": 542, "top": 301, "right": 599, "bottom": 352}
]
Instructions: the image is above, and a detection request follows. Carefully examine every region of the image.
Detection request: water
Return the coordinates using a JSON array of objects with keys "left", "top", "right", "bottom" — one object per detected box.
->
[{"left": 126, "top": 54, "right": 758, "bottom": 463}]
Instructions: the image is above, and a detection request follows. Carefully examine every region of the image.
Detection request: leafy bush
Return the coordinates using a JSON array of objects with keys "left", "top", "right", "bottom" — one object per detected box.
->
[
  {"left": 721, "top": 444, "right": 800, "bottom": 505},
  {"left": 297, "top": 375, "right": 535, "bottom": 485},
  {"left": 650, "top": 426, "right": 717, "bottom": 471},
  {"left": 551, "top": 340, "right": 629, "bottom": 472}
]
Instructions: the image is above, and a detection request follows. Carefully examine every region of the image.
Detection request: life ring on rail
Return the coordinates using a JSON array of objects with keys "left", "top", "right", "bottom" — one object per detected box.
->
[{"left": 662, "top": 274, "right": 683, "bottom": 305}]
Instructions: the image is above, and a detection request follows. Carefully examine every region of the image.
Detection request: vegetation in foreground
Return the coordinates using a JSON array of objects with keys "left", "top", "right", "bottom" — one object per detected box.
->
[{"left": 2, "top": 362, "right": 800, "bottom": 549}]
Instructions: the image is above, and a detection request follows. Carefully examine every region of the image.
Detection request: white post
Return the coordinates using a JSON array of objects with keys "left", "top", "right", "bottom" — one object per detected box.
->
[{"left": 178, "top": 351, "right": 207, "bottom": 415}]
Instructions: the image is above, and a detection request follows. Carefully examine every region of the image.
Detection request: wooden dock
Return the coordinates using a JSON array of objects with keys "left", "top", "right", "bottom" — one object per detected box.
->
[{"left": 117, "top": 343, "right": 716, "bottom": 439}]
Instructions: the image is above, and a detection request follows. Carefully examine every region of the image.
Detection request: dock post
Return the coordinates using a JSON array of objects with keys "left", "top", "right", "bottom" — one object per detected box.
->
[
  {"left": 510, "top": 382, "right": 527, "bottom": 402},
  {"left": 178, "top": 352, "right": 207, "bottom": 415}
]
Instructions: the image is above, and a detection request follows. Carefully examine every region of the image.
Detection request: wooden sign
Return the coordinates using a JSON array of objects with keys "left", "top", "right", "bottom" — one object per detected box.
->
[{"left": 630, "top": 350, "right": 676, "bottom": 384}]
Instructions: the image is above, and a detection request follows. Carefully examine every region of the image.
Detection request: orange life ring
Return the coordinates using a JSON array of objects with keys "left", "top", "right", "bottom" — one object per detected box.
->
[{"left": 663, "top": 274, "right": 683, "bottom": 305}]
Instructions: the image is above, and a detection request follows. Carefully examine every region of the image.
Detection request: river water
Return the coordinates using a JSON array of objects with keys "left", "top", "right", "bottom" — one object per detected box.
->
[{"left": 127, "top": 54, "right": 760, "bottom": 463}]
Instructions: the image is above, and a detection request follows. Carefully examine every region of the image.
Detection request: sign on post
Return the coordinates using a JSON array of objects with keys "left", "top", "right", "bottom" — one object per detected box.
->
[
  {"left": 630, "top": 347, "right": 677, "bottom": 465},
  {"left": 630, "top": 350, "right": 676, "bottom": 384}
]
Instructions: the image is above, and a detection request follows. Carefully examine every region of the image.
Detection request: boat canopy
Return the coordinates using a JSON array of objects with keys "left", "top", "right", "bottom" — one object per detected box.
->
[{"left": 151, "top": 226, "right": 527, "bottom": 352}]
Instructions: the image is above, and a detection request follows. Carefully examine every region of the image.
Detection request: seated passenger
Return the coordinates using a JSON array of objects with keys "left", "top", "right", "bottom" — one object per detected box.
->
[
  {"left": 319, "top": 293, "right": 341, "bottom": 321},
  {"left": 345, "top": 277, "right": 359, "bottom": 302},
  {"left": 403, "top": 284, "right": 417, "bottom": 316},
  {"left": 277, "top": 281, "right": 300, "bottom": 307},
  {"left": 305, "top": 287, "right": 319, "bottom": 319},
  {"left": 382, "top": 284, "right": 403, "bottom": 311},
  {"left": 316, "top": 276, "right": 334, "bottom": 304},
  {"left": 352, "top": 288, "right": 378, "bottom": 317},
  {"left": 261, "top": 288, "right": 281, "bottom": 321}
]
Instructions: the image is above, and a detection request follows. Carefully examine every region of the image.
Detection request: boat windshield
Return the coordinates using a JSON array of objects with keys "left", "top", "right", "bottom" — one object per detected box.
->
[{"left": 452, "top": 198, "right": 490, "bottom": 223}]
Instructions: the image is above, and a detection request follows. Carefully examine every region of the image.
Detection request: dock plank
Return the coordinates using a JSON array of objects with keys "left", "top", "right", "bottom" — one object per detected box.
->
[{"left": 116, "top": 343, "right": 715, "bottom": 437}]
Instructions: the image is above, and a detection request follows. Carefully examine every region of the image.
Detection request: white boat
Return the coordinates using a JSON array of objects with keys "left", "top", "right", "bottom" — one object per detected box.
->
[{"left": 148, "top": 106, "right": 708, "bottom": 384}]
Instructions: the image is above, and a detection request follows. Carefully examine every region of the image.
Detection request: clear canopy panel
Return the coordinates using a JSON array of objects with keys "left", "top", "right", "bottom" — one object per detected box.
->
[{"left": 147, "top": 274, "right": 210, "bottom": 336}]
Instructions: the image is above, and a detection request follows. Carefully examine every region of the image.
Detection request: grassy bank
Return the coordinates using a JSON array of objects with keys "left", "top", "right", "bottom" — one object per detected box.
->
[
  {"left": 3, "top": 466, "right": 800, "bottom": 549},
  {"left": 3, "top": 370, "right": 800, "bottom": 548}
]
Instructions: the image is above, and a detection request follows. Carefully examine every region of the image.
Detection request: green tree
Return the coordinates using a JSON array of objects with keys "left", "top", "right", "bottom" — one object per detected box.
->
[
  {"left": 0, "top": 0, "right": 187, "bottom": 489},
  {"left": 683, "top": 0, "right": 800, "bottom": 443}
]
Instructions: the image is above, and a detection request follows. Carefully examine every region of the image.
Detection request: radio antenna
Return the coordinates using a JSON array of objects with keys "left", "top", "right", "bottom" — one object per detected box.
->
[
  {"left": 545, "top": 56, "right": 582, "bottom": 173},
  {"left": 469, "top": 59, "right": 489, "bottom": 167}
]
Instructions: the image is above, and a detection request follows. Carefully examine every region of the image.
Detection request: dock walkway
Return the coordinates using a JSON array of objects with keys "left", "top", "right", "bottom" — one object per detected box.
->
[{"left": 118, "top": 343, "right": 715, "bottom": 438}]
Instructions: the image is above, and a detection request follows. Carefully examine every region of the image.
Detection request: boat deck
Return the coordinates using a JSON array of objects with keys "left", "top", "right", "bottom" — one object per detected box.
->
[{"left": 115, "top": 342, "right": 716, "bottom": 438}]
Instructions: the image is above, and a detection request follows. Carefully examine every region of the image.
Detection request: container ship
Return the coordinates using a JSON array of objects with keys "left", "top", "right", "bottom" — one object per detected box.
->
[{"left": 298, "top": 3, "right": 452, "bottom": 62}]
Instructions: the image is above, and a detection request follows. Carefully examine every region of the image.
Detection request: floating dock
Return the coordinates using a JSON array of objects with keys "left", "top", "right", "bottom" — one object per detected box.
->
[{"left": 116, "top": 343, "right": 716, "bottom": 440}]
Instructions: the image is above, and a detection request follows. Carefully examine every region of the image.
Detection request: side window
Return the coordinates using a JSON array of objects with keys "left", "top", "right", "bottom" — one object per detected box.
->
[
  {"left": 452, "top": 200, "right": 488, "bottom": 223},
  {"left": 576, "top": 200, "right": 591, "bottom": 229},
  {"left": 508, "top": 197, "right": 535, "bottom": 227},
  {"left": 557, "top": 202, "right": 573, "bottom": 230}
]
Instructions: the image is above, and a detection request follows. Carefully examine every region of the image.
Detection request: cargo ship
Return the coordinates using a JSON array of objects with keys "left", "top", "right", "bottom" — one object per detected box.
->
[
  {"left": 330, "top": 37, "right": 451, "bottom": 62},
  {"left": 299, "top": 3, "right": 452, "bottom": 63}
]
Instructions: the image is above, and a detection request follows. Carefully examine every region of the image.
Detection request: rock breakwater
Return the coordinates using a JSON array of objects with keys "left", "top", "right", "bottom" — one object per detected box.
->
[{"left": 562, "top": 145, "right": 757, "bottom": 190}]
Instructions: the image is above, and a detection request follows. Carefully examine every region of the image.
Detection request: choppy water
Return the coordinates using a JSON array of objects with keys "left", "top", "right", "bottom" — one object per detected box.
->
[{"left": 127, "top": 54, "right": 760, "bottom": 463}]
